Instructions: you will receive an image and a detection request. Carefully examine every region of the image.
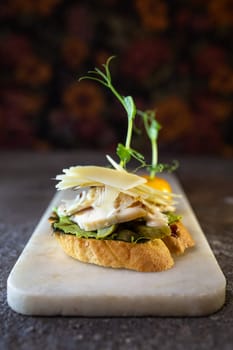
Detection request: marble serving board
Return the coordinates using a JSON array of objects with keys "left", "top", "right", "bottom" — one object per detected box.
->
[{"left": 7, "top": 175, "right": 226, "bottom": 316}]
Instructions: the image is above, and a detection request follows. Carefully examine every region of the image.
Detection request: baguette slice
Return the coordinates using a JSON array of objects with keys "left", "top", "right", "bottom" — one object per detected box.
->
[
  {"left": 54, "top": 222, "right": 194, "bottom": 272},
  {"left": 163, "top": 221, "right": 195, "bottom": 255}
]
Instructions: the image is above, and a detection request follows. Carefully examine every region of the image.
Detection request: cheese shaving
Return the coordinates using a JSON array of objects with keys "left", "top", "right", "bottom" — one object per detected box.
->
[{"left": 56, "top": 165, "right": 146, "bottom": 191}]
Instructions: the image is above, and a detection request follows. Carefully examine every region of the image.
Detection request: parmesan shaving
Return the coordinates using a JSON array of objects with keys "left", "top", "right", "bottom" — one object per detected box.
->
[{"left": 56, "top": 165, "right": 146, "bottom": 191}]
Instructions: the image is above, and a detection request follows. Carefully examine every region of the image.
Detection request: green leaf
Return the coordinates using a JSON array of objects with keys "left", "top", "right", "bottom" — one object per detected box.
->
[
  {"left": 115, "top": 229, "right": 137, "bottom": 242},
  {"left": 166, "top": 212, "right": 182, "bottom": 225},
  {"left": 123, "top": 96, "right": 136, "bottom": 121},
  {"left": 148, "top": 119, "right": 161, "bottom": 139},
  {"left": 52, "top": 213, "right": 171, "bottom": 243},
  {"left": 132, "top": 223, "right": 171, "bottom": 239},
  {"left": 116, "top": 143, "right": 132, "bottom": 164},
  {"left": 149, "top": 160, "right": 179, "bottom": 174},
  {"left": 53, "top": 215, "right": 97, "bottom": 238},
  {"left": 52, "top": 214, "right": 118, "bottom": 240},
  {"left": 116, "top": 143, "right": 145, "bottom": 167},
  {"left": 129, "top": 148, "right": 145, "bottom": 163},
  {"left": 113, "top": 220, "right": 171, "bottom": 242},
  {"left": 103, "top": 55, "right": 116, "bottom": 81},
  {"left": 78, "top": 75, "right": 108, "bottom": 87},
  {"left": 97, "top": 224, "right": 118, "bottom": 239}
]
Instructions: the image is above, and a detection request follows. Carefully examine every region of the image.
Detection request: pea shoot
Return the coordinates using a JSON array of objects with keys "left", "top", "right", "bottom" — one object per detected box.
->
[
  {"left": 78, "top": 56, "right": 178, "bottom": 176},
  {"left": 137, "top": 110, "right": 161, "bottom": 179},
  {"left": 78, "top": 56, "right": 144, "bottom": 168}
]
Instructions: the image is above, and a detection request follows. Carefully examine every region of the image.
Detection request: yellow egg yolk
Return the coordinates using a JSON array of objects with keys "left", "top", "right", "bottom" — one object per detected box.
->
[{"left": 142, "top": 175, "right": 172, "bottom": 193}]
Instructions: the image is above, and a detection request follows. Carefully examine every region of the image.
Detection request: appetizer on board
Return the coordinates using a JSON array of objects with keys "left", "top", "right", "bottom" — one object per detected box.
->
[{"left": 50, "top": 57, "right": 195, "bottom": 272}]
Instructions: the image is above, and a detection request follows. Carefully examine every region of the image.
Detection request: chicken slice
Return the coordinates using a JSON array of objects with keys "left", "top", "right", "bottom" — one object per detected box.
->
[
  {"left": 69, "top": 186, "right": 146, "bottom": 231},
  {"left": 71, "top": 205, "right": 146, "bottom": 231}
]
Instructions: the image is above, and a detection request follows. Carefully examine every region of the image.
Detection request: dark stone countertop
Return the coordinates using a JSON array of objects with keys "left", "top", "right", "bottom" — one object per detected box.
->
[{"left": 1, "top": 151, "right": 233, "bottom": 350}]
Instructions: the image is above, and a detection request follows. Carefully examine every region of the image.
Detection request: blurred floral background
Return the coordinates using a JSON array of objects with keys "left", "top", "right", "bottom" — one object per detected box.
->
[{"left": 0, "top": 0, "right": 232, "bottom": 156}]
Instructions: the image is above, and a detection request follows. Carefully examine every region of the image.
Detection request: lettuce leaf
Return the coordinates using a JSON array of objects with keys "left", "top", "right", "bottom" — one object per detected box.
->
[
  {"left": 166, "top": 212, "right": 182, "bottom": 225},
  {"left": 53, "top": 215, "right": 97, "bottom": 239},
  {"left": 51, "top": 213, "right": 171, "bottom": 243}
]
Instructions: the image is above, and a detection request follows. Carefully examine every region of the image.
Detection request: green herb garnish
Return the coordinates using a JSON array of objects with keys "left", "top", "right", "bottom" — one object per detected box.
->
[
  {"left": 79, "top": 56, "right": 144, "bottom": 168},
  {"left": 79, "top": 56, "right": 178, "bottom": 176},
  {"left": 137, "top": 109, "right": 179, "bottom": 177},
  {"left": 137, "top": 109, "right": 161, "bottom": 178}
]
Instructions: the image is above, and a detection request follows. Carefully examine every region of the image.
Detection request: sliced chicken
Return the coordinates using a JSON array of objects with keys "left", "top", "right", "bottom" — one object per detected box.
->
[
  {"left": 57, "top": 184, "right": 168, "bottom": 231},
  {"left": 71, "top": 205, "right": 146, "bottom": 231}
]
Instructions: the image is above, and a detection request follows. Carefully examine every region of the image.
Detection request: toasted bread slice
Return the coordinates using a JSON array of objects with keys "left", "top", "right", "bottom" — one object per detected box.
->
[
  {"left": 54, "top": 222, "right": 194, "bottom": 272},
  {"left": 55, "top": 233, "right": 174, "bottom": 272},
  {"left": 163, "top": 221, "right": 195, "bottom": 255}
]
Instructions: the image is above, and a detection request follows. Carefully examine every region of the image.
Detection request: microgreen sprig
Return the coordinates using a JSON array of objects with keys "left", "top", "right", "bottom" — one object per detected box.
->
[
  {"left": 78, "top": 56, "right": 178, "bottom": 176},
  {"left": 137, "top": 110, "right": 161, "bottom": 179},
  {"left": 137, "top": 109, "right": 179, "bottom": 178},
  {"left": 78, "top": 56, "right": 144, "bottom": 168}
]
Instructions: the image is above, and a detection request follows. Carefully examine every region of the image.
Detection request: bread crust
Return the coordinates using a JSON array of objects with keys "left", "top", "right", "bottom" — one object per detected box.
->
[
  {"left": 54, "top": 222, "right": 195, "bottom": 272},
  {"left": 163, "top": 221, "right": 195, "bottom": 255}
]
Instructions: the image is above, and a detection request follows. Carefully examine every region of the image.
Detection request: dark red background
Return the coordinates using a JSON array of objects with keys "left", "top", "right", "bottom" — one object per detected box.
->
[{"left": 0, "top": 0, "right": 232, "bottom": 156}]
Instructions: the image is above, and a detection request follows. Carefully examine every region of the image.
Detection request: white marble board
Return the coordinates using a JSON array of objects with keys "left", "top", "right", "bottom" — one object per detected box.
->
[{"left": 7, "top": 175, "right": 226, "bottom": 316}]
